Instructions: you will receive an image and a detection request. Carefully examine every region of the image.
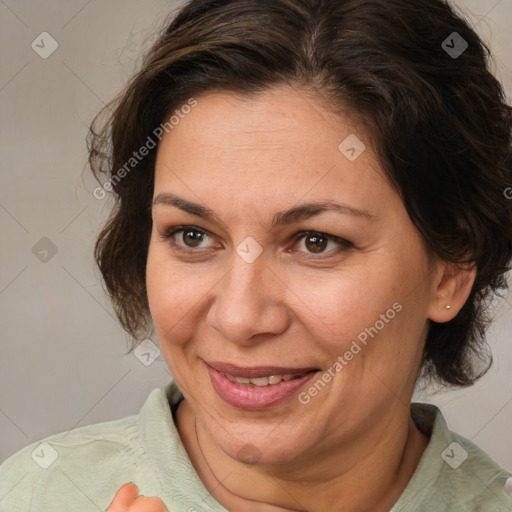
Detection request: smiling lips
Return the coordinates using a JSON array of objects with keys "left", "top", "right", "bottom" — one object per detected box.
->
[
  {"left": 205, "top": 361, "right": 319, "bottom": 410},
  {"left": 206, "top": 361, "right": 317, "bottom": 384}
]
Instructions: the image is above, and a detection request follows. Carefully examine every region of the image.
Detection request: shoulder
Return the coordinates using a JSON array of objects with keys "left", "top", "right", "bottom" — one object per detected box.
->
[
  {"left": 443, "top": 428, "right": 512, "bottom": 511},
  {"left": 0, "top": 383, "right": 182, "bottom": 511},
  {"left": 0, "top": 414, "right": 147, "bottom": 511},
  {"left": 394, "top": 403, "right": 512, "bottom": 512}
]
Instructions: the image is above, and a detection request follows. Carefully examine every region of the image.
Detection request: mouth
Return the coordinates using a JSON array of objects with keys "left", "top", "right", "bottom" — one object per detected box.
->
[
  {"left": 204, "top": 361, "right": 320, "bottom": 410},
  {"left": 206, "top": 361, "right": 319, "bottom": 375},
  {"left": 223, "top": 372, "right": 310, "bottom": 387}
]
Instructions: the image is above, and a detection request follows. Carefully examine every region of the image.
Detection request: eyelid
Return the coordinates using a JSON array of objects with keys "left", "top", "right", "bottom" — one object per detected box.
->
[
  {"left": 290, "top": 230, "right": 353, "bottom": 249},
  {"left": 159, "top": 225, "right": 353, "bottom": 256},
  {"left": 159, "top": 225, "right": 217, "bottom": 250}
]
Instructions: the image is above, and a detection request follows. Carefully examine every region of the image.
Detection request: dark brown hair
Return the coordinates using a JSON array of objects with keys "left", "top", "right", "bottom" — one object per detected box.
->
[{"left": 88, "top": 0, "right": 512, "bottom": 387}]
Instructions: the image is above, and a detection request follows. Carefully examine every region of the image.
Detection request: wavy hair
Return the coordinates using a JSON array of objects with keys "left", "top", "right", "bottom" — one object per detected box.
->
[{"left": 87, "top": 0, "right": 512, "bottom": 387}]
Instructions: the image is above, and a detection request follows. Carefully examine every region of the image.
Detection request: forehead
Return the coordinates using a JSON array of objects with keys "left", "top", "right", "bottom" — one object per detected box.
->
[{"left": 153, "top": 86, "right": 392, "bottom": 213}]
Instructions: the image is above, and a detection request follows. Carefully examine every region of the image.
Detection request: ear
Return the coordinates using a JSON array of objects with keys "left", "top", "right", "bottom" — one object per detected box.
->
[{"left": 427, "top": 261, "right": 476, "bottom": 323}]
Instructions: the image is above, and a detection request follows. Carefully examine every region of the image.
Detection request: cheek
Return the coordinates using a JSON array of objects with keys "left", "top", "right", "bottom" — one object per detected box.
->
[
  {"left": 145, "top": 243, "right": 206, "bottom": 343},
  {"left": 299, "top": 260, "right": 426, "bottom": 390},
  {"left": 289, "top": 265, "right": 403, "bottom": 351}
]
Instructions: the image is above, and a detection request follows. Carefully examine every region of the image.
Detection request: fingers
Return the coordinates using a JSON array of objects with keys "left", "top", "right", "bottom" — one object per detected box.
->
[
  {"left": 107, "top": 483, "right": 167, "bottom": 512},
  {"left": 129, "top": 496, "right": 167, "bottom": 512},
  {"left": 108, "top": 484, "right": 139, "bottom": 511}
]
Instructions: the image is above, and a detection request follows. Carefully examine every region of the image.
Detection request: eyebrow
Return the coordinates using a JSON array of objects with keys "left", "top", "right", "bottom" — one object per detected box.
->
[{"left": 152, "top": 193, "right": 376, "bottom": 227}]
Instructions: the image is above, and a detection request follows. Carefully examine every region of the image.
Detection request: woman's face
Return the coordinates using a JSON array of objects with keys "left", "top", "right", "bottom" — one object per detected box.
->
[{"left": 146, "top": 85, "right": 440, "bottom": 464}]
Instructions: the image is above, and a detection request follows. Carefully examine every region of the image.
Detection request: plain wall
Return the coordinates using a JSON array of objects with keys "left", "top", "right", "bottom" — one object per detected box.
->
[{"left": 1, "top": 0, "right": 511, "bottom": 471}]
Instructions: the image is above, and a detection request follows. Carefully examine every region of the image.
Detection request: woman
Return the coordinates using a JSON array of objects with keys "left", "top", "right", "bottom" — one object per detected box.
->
[{"left": 1, "top": 0, "right": 511, "bottom": 510}]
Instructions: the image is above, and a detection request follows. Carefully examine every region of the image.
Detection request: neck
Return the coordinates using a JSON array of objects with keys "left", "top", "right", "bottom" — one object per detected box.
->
[{"left": 176, "top": 400, "right": 429, "bottom": 512}]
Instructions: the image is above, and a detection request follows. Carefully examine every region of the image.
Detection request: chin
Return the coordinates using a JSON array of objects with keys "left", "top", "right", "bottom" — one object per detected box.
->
[{"left": 211, "top": 422, "right": 308, "bottom": 466}]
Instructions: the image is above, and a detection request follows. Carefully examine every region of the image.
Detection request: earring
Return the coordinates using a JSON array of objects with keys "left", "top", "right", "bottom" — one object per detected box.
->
[{"left": 445, "top": 305, "right": 452, "bottom": 309}]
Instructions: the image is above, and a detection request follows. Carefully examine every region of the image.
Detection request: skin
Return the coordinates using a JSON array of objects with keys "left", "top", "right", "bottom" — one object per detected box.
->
[
  {"left": 107, "top": 484, "right": 166, "bottom": 511},
  {"left": 140, "top": 85, "right": 475, "bottom": 511}
]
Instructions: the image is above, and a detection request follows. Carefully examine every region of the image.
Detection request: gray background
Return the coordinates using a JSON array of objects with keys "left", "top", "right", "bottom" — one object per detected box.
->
[{"left": 1, "top": 0, "right": 511, "bottom": 470}]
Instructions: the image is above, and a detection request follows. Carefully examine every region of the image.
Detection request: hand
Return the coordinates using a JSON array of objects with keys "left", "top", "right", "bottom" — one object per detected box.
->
[{"left": 107, "top": 483, "right": 167, "bottom": 512}]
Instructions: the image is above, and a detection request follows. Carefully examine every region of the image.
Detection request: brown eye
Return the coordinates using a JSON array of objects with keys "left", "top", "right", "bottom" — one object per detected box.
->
[
  {"left": 292, "top": 231, "right": 353, "bottom": 257},
  {"left": 304, "top": 234, "right": 328, "bottom": 253},
  {"left": 159, "top": 226, "right": 216, "bottom": 252},
  {"left": 181, "top": 230, "right": 205, "bottom": 247}
]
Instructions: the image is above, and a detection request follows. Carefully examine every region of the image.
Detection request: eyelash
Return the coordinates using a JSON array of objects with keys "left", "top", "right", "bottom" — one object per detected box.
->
[{"left": 158, "top": 225, "right": 353, "bottom": 259}]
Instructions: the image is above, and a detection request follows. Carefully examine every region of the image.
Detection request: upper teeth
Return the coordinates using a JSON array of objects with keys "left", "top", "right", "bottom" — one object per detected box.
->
[{"left": 224, "top": 373, "right": 305, "bottom": 386}]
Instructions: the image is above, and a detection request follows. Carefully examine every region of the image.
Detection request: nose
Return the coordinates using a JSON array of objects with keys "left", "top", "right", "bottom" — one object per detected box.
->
[{"left": 206, "top": 248, "right": 290, "bottom": 345}]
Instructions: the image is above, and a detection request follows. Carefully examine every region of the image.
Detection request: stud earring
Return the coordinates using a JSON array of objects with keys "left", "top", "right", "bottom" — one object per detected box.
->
[{"left": 445, "top": 305, "right": 452, "bottom": 309}]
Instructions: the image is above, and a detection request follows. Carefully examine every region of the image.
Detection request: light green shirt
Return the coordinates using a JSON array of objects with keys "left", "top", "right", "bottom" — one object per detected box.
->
[{"left": 0, "top": 378, "right": 510, "bottom": 511}]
